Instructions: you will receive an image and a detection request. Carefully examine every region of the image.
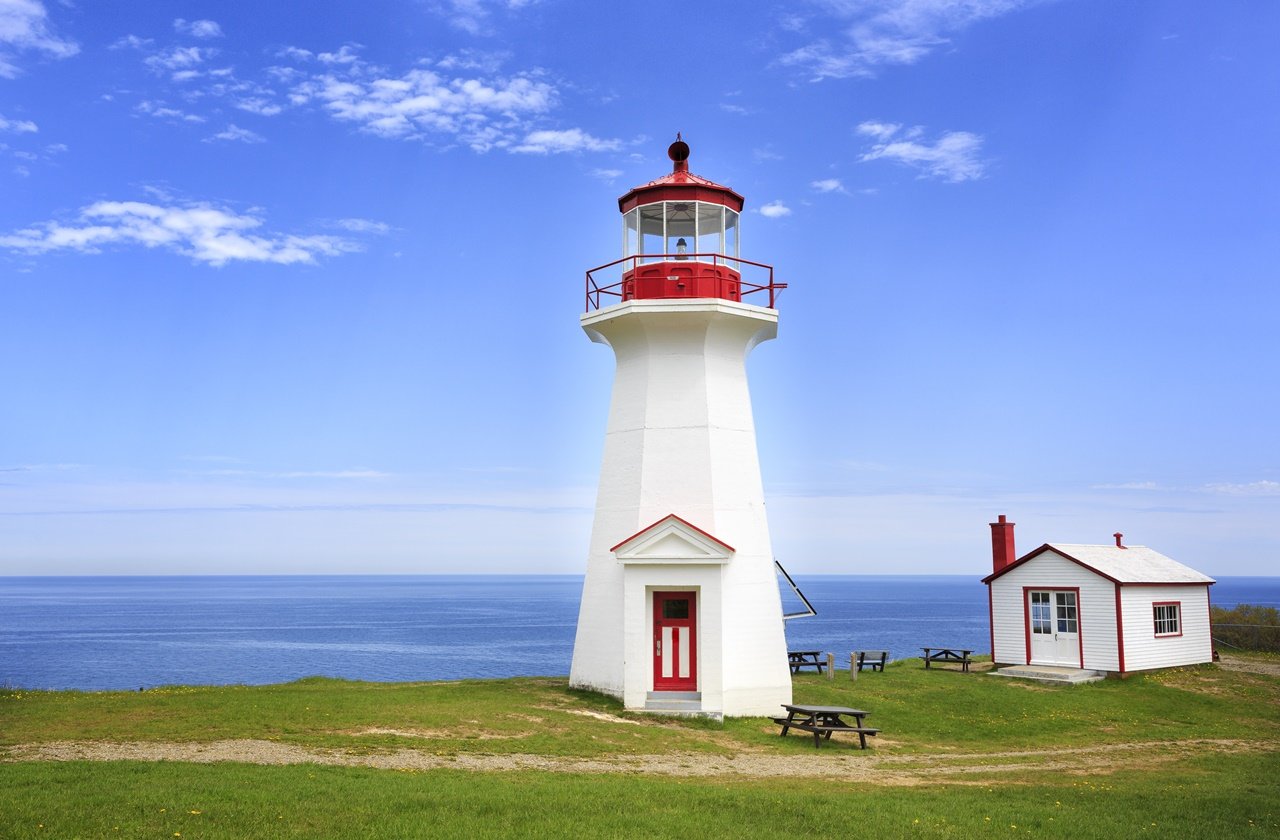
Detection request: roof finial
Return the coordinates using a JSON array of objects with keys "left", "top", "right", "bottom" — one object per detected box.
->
[{"left": 668, "top": 133, "right": 690, "bottom": 174}]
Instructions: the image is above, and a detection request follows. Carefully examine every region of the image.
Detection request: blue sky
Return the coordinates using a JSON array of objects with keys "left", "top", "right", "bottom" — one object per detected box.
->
[{"left": 1, "top": 0, "right": 1277, "bottom": 577}]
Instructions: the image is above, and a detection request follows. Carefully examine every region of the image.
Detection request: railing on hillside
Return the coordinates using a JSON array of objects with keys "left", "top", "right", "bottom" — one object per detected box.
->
[
  {"left": 1213, "top": 623, "right": 1280, "bottom": 654},
  {"left": 585, "top": 253, "right": 787, "bottom": 312}
]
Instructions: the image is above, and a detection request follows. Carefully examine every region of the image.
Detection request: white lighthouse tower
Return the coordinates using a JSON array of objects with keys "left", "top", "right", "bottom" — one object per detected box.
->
[{"left": 570, "top": 136, "right": 793, "bottom": 717}]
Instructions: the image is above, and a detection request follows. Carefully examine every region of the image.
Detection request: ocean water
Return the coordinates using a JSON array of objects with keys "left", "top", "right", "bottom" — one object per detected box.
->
[{"left": 0, "top": 574, "right": 1275, "bottom": 691}]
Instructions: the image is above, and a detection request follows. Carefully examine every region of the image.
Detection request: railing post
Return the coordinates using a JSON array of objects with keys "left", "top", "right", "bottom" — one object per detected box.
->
[{"left": 826, "top": 652, "right": 835, "bottom": 680}]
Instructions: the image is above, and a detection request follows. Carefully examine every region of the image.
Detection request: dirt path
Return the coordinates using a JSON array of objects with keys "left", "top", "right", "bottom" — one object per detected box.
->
[
  {"left": 1217, "top": 653, "right": 1280, "bottom": 677},
  {"left": 3, "top": 738, "right": 1270, "bottom": 784}
]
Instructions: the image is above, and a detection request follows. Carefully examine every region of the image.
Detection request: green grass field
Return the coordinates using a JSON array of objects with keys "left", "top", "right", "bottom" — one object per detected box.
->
[{"left": 2, "top": 657, "right": 1278, "bottom": 838}]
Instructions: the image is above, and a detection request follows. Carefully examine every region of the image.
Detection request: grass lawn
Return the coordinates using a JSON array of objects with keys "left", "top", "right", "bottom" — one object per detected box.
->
[{"left": 2, "top": 657, "right": 1278, "bottom": 837}]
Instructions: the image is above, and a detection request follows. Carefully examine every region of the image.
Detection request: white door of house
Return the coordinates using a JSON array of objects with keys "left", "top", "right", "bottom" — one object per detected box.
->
[{"left": 1028, "top": 590, "right": 1080, "bottom": 667}]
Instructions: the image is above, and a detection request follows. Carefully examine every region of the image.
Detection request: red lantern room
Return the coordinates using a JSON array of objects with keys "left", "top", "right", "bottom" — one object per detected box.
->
[{"left": 585, "top": 135, "right": 785, "bottom": 311}]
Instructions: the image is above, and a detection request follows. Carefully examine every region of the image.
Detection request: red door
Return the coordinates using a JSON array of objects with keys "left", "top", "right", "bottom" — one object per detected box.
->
[{"left": 653, "top": 591, "right": 697, "bottom": 691}]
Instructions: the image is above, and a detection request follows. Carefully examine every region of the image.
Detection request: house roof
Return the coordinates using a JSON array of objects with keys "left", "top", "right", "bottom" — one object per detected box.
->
[{"left": 983, "top": 543, "right": 1215, "bottom": 585}]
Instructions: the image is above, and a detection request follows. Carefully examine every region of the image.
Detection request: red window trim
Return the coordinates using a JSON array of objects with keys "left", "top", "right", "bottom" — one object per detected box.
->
[{"left": 1153, "top": 600, "right": 1183, "bottom": 638}]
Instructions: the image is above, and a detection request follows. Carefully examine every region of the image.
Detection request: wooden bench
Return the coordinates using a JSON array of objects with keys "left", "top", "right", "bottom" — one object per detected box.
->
[
  {"left": 773, "top": 705, "right": 880, "bottom": 749},
  {"left": 853, "top": 650, "right": 888, "bottom": 672},
  {"left": 921, "top": 647, "right": 973, "bottom": 672},
  {"left": 788, "top": 650, "right": 826, "bottom": 674}
]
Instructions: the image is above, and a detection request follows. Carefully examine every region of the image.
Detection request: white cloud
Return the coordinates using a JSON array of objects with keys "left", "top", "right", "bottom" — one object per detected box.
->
[
  {"left": 317, "top": 44, "right": 361, "bottom": 65},
  {"left": 1093, "top": 481, "right": 1163, "bottom": 491},
  {"left": 1202, "top": 480, "right": 1280, "bottom": 497},
  {"left": 0, "top": 0, "right": 79, "bottom": 78},
  {"left": 758, "top": 200, "right": 792, "bottom": 218},
  {"left": 858, "top": 121, "right": 986, "bottom": 182},
  {"left": 0, "top": 200, "right": 364, "bottom": 266},
  {"left": 0, "top": 112, "right": 37, "bottom": 133},
  {"left": 589, "top": 168, "right": 623, "bottom": 182},
  {"left": 205, "top": 124, "right": 265, "bottom": 144},
  {"left": 856, "top": 120, "right": 901, "bottom": 141},
  {"left": 276, "top": 46, "right": 313, "bottom": 62},
  {"left": 145, "top": 45, "right": 215, "bottom": 77},
  {"left": 811, "top": 178, "right": 846, "bottom": 193},
  {"left": 204, "top": 468, "right": 390, "bottom": 479},
  {"left": 234, "top": 97, "right": 283, "bottom": 116},
  {"left": 779, "top": 0, "right": 1031, "bottom": 80},
  {"left": 109, "top": 34, "right": 153, "bottom": 51},
  {"left": 136, "top": 100, "right": 206, "bottom": 123},
  {"left": 511, "top": 128, "right": 620, "bottom": 154},
  {"left": 174, "top": 18, "right": 223, "bottom": 39},
  {"left": 332, "top": 217, "right": 391, "bottom": 234},
  {"left": 293, "top": 65, "right": 558, "bottom": 151}
]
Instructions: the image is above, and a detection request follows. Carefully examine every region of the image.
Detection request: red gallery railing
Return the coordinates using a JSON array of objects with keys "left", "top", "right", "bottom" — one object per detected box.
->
[{"left": 585, "top": 254, "right": 788, "bottom": 312}]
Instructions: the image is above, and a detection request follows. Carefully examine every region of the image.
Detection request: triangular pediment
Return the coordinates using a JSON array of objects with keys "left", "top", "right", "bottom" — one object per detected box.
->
[{"left": 611, "top": 514, "right": 734, "bottom": 565}]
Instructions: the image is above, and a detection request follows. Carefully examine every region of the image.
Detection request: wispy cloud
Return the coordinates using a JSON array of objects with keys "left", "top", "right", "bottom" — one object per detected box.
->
[
  {"left": 0, "top": 112, "right": 37, "bottom": 133},
  {"left": 1092, "top": 481, "right": 1163, "bottom": 491},
  {"left": 332, "top": 217, "right": 391, "bottom": 234},
  {"left": 589, "top": 168, "right": 623, "bottom": 182},
  {"left": 136, "top": 100, "right": 206, "bottom": 123},
  {"left": 203, "top": 469, "right": 390, "bottom": 479},
  {"left": 758, "top": 200, "right": 792, "bottom": 218},
  {"left": 857, "top": 120, "right": 986, "bottom": 182},
  {"left": 115, "top": 36, "right": 613, "bottom": 159},
  {"left": 430, "top": 0, "right": 537, "bottom": 36},
  {"left": 511, "top": 128, "right": 620, "bottom": 154},
  {"left": 1202, "top": 480, "right": 1280, "bottom": 497},
  {"left": 779, "top": 0, "right": 1032, "bottom": 81},
  {"left": 811, "top": 177, "right": 847, "bottom": 193},
  {"left": 204, "top": 124, "right": 265, "bottom": 144},
  {"left": 174, "top": 18, "right": 223, "bottom": 39},
  {"left": 0, "top": 0, "right": 79, "bottom": 78},
  {"left": 289, "top": 56, "right": 565, "bottom": 152},
  {"left": 0, "top": 199, "right": 366, "bottom": 266},
  {"left": 144, "top": 45, "right": 216, "bottom": 78}
]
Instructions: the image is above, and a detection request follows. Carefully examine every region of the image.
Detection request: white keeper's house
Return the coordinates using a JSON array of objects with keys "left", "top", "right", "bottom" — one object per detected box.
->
[{"left": 984, "top": 515, "right": 1216, "bottom": 675}]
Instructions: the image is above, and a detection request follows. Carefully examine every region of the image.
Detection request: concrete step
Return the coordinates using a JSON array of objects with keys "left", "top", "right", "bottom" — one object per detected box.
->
[
  {"left": 642, "top": 690, "right": 721, "bottom": 719},
  {"left": 992, "top": 665, "right": 1106, "bottom": 685}
]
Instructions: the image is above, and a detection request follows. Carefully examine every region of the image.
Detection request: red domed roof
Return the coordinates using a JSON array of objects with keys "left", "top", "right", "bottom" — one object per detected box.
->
[{"left": 617, "top": 138, "right": 744, "bottom": 214}]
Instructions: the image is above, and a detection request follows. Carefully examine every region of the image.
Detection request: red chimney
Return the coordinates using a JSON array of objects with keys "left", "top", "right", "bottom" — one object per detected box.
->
[
  {"left": 990, "top": 514, "right": 1017, "bottom": 573},
  {"left": 1114, "top": 532, "right": 1126, "bottom": 549}
]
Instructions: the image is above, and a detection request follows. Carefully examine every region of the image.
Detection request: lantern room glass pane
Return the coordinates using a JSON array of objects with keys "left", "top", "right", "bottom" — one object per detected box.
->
[
  {"left": 623, "top": 209, "right": 638, "bottom": 258},
  {"left": 665, "top": 201, "right": 696, "bottom": 257},
  {"left": 724, "top": 209, "right": 739, "bottom": 260},
  {"left": 696, "top": 203, "right": 723, "bottom": 257},
  {"left": 638, "top": 204, "right": 664, "bottom": 262}
]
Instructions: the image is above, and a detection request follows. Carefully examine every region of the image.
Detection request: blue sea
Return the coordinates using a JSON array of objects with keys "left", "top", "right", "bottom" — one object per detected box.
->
[{"left": 1, "top": 575, "right": 1275, "bottom": 691}]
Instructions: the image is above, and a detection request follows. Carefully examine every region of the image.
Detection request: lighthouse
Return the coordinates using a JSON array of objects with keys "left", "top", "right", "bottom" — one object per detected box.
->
[{"left": 569, "top": 136, "right": 793, "bottom": 717}]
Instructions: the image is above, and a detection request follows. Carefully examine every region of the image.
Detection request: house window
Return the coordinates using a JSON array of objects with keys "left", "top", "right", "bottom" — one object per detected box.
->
[
  {"left": 1153, "top": 602, "right": 1182, "bottom": 637},
  {"left": 1055, "top": 592, "right": 1078, "bottom": 634},
  {"left": 1030, "top": 591, "right": 1052, "bottom": 634}
]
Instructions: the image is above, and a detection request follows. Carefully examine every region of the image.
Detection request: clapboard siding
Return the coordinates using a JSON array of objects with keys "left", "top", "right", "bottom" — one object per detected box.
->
[
  {"left": 1120, "top": 585, "right": 1213, "bottom": 671},
  {"left": 989, "top": 550, "right": 1120, "bottom": 670}
]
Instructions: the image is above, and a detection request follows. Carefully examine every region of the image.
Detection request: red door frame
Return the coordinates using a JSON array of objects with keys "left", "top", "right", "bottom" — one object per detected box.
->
[{"left": 653, "top": 590, "right": 697, "bottom": 691}]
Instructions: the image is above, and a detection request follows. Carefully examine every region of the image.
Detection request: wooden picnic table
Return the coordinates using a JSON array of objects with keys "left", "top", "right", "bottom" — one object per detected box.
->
[
  {"left": 772, "top": 704, "right": 880, "bottom": 749},
  {"left": 921, "top": 647, "right": 973, "bottom": 672},
  {"left": 787, "top": 650, "right": 826, "bottom": 674}
]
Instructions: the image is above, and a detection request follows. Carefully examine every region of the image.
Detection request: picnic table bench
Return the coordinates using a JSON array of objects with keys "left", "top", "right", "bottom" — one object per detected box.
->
[
  {"left": 853, "top": 650, "right": 888, "bottom": 672},
  {"left": 788, "top": 650, "right": 826, "bottom": 674},
  {"left": 921, "top": 647, "right": 973, "bottom": 672},
  {"left": 772, "top": 704, "right": 879, "bottom": 749}
]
